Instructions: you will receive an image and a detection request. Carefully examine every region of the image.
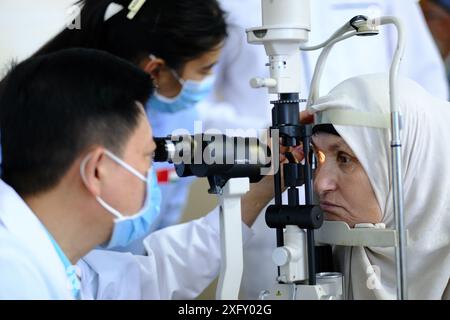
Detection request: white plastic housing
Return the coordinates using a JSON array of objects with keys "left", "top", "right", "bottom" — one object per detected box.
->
[
  {"left": 246, "top": 0, "right": 311, "bottom": 93},
  {"left": 273, "top": 226, "right": 308, "bottom": 283}
]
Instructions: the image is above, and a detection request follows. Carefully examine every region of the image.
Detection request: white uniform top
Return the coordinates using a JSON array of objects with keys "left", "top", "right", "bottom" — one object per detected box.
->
[
  {"left": 0, "top": 180, "right": 73, "bottom": 299},
  {"left": 0, "top": 179, "right": 254, "bottom": 299},
  {"left": 78, "top": 207, "right": 253, "bottom": 300}
]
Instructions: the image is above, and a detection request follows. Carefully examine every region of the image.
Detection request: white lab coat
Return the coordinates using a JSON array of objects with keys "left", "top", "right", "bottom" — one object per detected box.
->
[
  {"left": 0, "top": 179, "right": 254, "bottom": 300},
  {"left": 0, "top": 179, "right": 73, "bottom": 299},
  {"left": 78, "top": 206, "right": 253, "bottom": 299}
]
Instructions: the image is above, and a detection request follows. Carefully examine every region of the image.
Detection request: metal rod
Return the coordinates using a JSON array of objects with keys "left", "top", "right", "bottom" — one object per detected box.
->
[
  {"left": 378, "top": 16, "right": 407, "bottom": 300},
  {"left": 303, "top": 132, "right": 316, "bottom": 285},
  {"left": 391, "top": 111, "right": 407, "bottom": 299},
  {"left": 272, "top": 132, "right": 284, "bottom": 278},
  {"left": 273, "top": 145, "right": 284, "bottom": 248},
  {"left": 307, "top": 230, "right": 316, "bottom": 285}
]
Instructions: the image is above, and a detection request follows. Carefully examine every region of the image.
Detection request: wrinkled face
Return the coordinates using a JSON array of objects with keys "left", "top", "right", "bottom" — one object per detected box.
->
[
  {"left": 312, "top": 132, "right": 382, "bottom": 227},
  {"left": 100, "top": 106, "right": 156, "bottom": 215}
]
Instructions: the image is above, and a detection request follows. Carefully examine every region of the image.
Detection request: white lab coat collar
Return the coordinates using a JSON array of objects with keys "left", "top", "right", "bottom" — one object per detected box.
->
[{"left": 0, "top": 179, "right": 73, "bottom": 299}]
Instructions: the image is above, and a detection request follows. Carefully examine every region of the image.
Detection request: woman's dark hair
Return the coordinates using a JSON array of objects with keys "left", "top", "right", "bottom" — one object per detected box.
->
[{"left": 34, "top": 0, "right": 227, "bottom": 71}]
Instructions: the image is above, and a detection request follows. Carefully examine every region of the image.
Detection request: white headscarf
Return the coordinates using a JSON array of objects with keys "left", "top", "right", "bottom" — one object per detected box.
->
[{"left": 309, "top": 73, "right": 450, "bottom": 299}]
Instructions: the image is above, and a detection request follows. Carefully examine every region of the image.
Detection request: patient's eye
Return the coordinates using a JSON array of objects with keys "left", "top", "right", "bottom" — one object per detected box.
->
[
  {"left": 337, "top": 152, "right": 352, "bottom": 164},
  {"left": 337, "top": 151, "right": 358, "bottom": 173}
]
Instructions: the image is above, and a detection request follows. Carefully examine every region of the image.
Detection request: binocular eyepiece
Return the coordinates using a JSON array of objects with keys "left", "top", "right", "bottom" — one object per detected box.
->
[{"left": 153, "top": 134, "right": 271, "bottom": 191}]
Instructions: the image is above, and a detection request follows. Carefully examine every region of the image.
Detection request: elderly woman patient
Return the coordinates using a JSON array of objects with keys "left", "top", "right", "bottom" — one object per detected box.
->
[{"left": 254, "top": 73, "right": 450, "bottom": 299}]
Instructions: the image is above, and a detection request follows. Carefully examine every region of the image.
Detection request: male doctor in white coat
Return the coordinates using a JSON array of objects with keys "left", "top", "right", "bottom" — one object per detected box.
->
[{"left": 0, "top": 48, "right": 273, "bottom": 299}]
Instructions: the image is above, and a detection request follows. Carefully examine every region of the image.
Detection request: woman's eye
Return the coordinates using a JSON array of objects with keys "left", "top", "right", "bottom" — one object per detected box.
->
[{"left": 337, "top": 152, "right": 352, "bottom": 164}]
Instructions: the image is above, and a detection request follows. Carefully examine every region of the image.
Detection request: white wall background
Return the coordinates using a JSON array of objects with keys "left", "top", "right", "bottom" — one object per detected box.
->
[{"left": 0, "top": 0, "right": 77, "bottom": 77}]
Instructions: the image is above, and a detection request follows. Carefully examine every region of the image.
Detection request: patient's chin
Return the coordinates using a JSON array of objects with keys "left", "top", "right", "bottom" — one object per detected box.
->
[
  {"left": 324, "top": 212, "right": 354, "bottom": 227},
  {"left": 324, "top": 212, "right": 342, "bottom": 221}
]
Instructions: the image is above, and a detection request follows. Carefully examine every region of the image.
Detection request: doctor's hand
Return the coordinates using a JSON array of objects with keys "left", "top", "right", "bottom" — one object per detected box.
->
[
  {"left": 299, "top": 109, "right": 314, "bottom": 124},
  {"left": 280, "top": 109, "right": 313, "bottom": 162},
  {"left": 240, "top": 110, "right": 314, "bottom": 227}
]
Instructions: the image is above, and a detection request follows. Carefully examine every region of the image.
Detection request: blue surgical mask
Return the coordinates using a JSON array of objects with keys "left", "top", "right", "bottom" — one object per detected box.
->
[
  {"left": 80, "top": 150, "right": 161, "bottom": 249},
  {"left": 149, "top": 68, "right": 215, "bottom": 113}
]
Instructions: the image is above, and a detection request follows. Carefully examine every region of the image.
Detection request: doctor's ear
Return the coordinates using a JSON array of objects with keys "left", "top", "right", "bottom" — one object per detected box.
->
[
  {"left": 142, "top": 56, "right": 165, "bottom": 86},
  {"left": 79, "top": 149, "right": 105, "bottom": 197}
]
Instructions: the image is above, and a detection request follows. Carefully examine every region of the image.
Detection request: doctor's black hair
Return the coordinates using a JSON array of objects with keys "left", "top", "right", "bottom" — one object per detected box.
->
[
  {"left": 0, "top": 48, "right": 153, "bottom": 197},
  {"left": 34, "top": 0, "right": 227, "bottom": 72}
]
